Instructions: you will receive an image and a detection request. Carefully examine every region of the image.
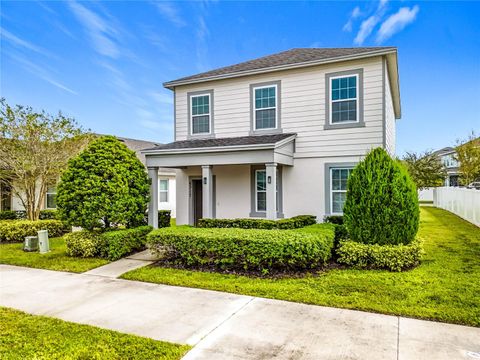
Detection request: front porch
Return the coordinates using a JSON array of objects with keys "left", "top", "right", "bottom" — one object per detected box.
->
[{"left": 142, "top": 133, "right": 296, "bottom": 227}]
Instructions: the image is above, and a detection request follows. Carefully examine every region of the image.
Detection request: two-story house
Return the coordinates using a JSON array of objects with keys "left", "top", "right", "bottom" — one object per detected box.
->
[
  {"left": 432, "top": 147, "right": 460, "bottom": 186},
  {"left": 143, "top": 47, "right": 401, "bottom": 227}
]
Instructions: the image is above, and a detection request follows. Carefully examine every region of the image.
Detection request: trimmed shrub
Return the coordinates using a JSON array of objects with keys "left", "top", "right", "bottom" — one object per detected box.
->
[
  {"left": 39, "top": 210, "right": 59, "bottom": 220},
  {"left": 147, "top": 226, "right": 334, "bottom": 273},
  {"left": 64, "top": 226, "right": 153, "bottom": 260},
  {"left": 0, "top": 210, "right": 17, "bottom": 220},
  {"left": 197, "top": 215, "right": 317, "bottom": 230},
  {"left": 57, "top": 136, "right": 150, "bottom": 230},
  {"left": 100, "top": 226, "right": 153, "bottom": 260},
  {"left": 336, "top": 238, "right": 423, "bottom": 272},
  {"left": 15, "top": 211, "right": 27, "bottom": 220},
  {"left": 158, "top": 210, "right": 171, "bottom": 228},
  {"left": 0, "top": 220, "right": 65, "bottom": 243},
  {"left": 344, "top": 148, "right": 419, "bottom": 245},
  {"left": 324, "top": 215, "right": 344, "bottom": 225},
  {"left": 64, "top": 231, "right": 103, "bottom": 257}
]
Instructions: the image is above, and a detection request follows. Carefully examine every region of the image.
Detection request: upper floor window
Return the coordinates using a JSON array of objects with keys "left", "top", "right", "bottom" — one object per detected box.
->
[
  {"left": 159, "top": 179, "right": 169, "bottom": 203},
  {"left": 331, "top": 75, "right": 358, "bottom": 123},
  {"left": 253, "top": 84, "right": 277, "bottom": 130},
  {"left": 190, "top": 93, "right": 211, "bottom": 135},
  {"left": 442, "top": 154, "right": 458, "bottom": 168},
  {"left": 45, "top": 186, "right": 57, "bottom": 209}
]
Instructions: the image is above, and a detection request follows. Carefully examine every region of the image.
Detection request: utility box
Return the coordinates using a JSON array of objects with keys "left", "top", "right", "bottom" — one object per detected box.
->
[
  {"left": 38, "top": 230, "right": 50, "bottom": 254},
  {"left": 24, "top": 236, "right": 39, "bottom": 252}
]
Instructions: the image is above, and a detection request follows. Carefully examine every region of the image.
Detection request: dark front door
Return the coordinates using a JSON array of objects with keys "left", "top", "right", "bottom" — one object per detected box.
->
[{"left": 192, "top": 179, "right": 203, "bottom": 226}]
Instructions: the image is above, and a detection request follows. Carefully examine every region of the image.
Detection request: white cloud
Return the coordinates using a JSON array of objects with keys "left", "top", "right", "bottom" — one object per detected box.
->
[
  {"left": 68, "top": 1, "right": 120, "bottom": 58},
  {"left": 376, "top": 5, "right": 419, "bottom": 43},
  {"left": 8, "top": 53, "right": 77, "bottom": 95},
  {"left": 0, "top": 27, "right": 53, "bottom": 57},
  {"left": 353, "top": 0, "right": 388, "bottom": 45},
  {"left": 342, "top": 6, "right": 361, "bottom": 32},
  {"left": 152, "top": 1, "right": 186, "bottom": 27}
]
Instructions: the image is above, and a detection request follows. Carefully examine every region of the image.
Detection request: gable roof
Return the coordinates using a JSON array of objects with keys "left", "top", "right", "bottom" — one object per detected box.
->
[
  {"left": 164, "top": 47, "right": 396, "bottom": 88},
  {"left": 142, "top": 133, "right": 296, "bottom": 153},
  {"left": 163, "top": 46, "right": 401, "bottom": 119}
]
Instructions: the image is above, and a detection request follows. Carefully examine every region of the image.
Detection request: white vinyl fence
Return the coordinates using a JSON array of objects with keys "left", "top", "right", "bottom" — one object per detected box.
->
[{"left": 433, "top": 187, "right": 480, "bottom": 227}]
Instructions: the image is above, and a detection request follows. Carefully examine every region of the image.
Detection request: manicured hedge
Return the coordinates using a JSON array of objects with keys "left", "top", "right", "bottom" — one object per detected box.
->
[
  {"left": 0, "top": 210, "right": 17, "bottom": 220},
  {"left": 323, "top": 215, "right": 344, "bottom": 225},
  {"left": 64, "top": 226, "right": 153, "bottom": 261},
  {"left": 197, "top": 215, "right": 316, "bottom": 230},
  {"left": 0, "top": 210, "right": 59, "bottom": 220},
  {"left": 0, "top": 220, "right": 65, "bottom": 243},
  {"left": 147, "top": 226, "right": 334, "bottom": 273},
  {"left": 158, "top": 210, "right": 171, "bottom": 228},
  {"left": 336, "top": 238, "right": 423, "bottom": 272}
]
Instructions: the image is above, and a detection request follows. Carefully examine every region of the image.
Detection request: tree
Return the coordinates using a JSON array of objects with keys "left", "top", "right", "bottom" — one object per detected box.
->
[
  {"left": 0, "top": 99, "right": 91, "bottom": 220},
  {"left": 402, "top": 151, "right": 446, "bottom": 190},
  {"left": 455, "top": 132, "right": 480, "bottom": 185},
  {"left": 344, "top": 148, "right": 419, "bottom": 245},
  {"left": 56, "top": 136, "right": 150, "bottom": 230}
]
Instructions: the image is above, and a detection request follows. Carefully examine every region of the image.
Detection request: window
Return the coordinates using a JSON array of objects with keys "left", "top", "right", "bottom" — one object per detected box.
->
[
  {"left": 330, "top": 168, "right": 353, "bottom": 214},
  {"left": 45, "top": 186, "right": 57, "bottom": 209},
  {"left": 0, "top": 184, "right": 12, "bottom": 211},
  {"left": 191, "top": 94, "right": 211, "bottom": 134},
  {"left": 330, "top": 75, "right": 358, "bottom": 123},
  {"left": 159, "top": 179, "right": 169, "bottom": 203},
  {"left": 253, "top": 85, "right": 277, "bottom": 130},
  {"left": 255, "top": 170, "right": 267, "bottom": 212}
]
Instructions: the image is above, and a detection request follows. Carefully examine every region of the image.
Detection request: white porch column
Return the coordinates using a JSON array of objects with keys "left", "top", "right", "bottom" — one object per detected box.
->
[
  {"left": 148, "top": 167, "right": 159, "bottom": 228},
  {"left": 266, "top": 163, "right": 277, "bottom": 220},
  {"left": 202, "top": 165, "right": 214, "bottom": 218}
]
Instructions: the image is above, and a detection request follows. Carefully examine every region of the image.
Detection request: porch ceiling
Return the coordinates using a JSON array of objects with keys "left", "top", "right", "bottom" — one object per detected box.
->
[{"left": 143, "top": 133, "right": 296, "bottom": 167}]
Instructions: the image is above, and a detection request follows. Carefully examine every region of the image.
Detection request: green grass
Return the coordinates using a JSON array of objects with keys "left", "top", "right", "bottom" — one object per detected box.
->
[
  {"left": 122, "top": 207, "right": 480, "bottom": 327},
  {"left": 0, "top": 307, "right": 190, "bottom": 360},
  {"left": 0, "top": 237, "right": 109, "bottom": 273}
]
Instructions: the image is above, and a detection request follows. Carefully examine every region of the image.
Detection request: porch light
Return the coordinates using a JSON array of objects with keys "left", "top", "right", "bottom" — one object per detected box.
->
[
  {"left": 203, "top": 177, "right": 207, "bottom": 184},
  {"left": 268, "top": 176, "right": 271, "bottom": 184}
]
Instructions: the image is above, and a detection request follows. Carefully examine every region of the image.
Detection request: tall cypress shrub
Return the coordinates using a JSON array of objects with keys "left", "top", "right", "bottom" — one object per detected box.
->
[{"left": 343, "top": 148, "right": 419, "bottom": 245}]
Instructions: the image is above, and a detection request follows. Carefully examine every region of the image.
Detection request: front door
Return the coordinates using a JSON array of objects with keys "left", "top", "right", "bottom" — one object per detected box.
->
[{"left": 192, "top": 179, "right": 203, "bottom": 225}]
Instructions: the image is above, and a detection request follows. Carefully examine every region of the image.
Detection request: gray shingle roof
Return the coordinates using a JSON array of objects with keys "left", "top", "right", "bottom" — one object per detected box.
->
[
  {"left": 143, "top": 133, "right": 296, "bottom": 152},
  {"left": 164, "top": 47, "right": 396, "bottom": 88}
]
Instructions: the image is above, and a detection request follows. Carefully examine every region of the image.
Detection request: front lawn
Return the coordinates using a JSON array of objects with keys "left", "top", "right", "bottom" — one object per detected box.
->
[
  {"left": 0, "top": 237, "right": 109, "bottom": 273},
  {"left": 0, "top": 307, "right": 190, "bottom": 360},
  {"left": 122, "top": 207, "right": 480, "bottom": 327}
]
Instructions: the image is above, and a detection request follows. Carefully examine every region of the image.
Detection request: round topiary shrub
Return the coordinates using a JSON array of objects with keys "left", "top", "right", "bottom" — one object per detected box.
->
[
  {"left": 57, "top": 136, "right": 150, "bottom": 230},
  {"left": 343, "top": 147, "right": 419, "bottom": 245}
]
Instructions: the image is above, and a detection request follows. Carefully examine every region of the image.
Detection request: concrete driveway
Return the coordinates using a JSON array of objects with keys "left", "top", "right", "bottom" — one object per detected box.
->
[{"left": 1, "top": 265, "right": 479, "bottom": 360}]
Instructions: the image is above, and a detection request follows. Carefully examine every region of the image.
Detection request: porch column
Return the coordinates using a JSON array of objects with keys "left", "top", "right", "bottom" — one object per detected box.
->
[
  {"left": 148, "top": 167, "right": 159, "bottom": 228},
  {"left": 266, "top": 163, "right": 277, "bottom": 220},
  {"left": 202, "top": 165, "right": 214, "bottom": 218}
]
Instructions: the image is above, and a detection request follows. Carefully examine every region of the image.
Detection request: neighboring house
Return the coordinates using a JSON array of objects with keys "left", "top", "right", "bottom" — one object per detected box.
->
[
  {"left": 142, "top": 47, "right": 401, "bottom": 227},
  {"left": 432, "top": 147, "right": 460, "bottom": 187},
  {"left": 0, "top": 136, "right": 177, "bottom": 218}
]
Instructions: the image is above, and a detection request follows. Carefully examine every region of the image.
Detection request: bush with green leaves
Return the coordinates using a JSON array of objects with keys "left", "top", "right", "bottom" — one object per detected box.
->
[
  {"left": 197, "top": 215, "right": 316, "bottom": 229},
  {"left": 39, "top": 210, "right": 59, "bottom": 220},
  {"left": 64, "top": 226, "right": 152, "bottom": 260},
  {"left": 344, "top": 148, "right": 419, "bottom": 245},
  {"left": 336, "top": 238, "right": 423, "bottom": 271},
  {"left": 0, "top": 220, "right": 65, "bottom": 243},
  {"left": 147, "top": 225, "right": 334, "bottom": 273},
  {"left": 57, "top": 136, "right": 150, "bottom": 230},
  {"left": 0, "top": 210, "right": 17, "bottom": 220}
]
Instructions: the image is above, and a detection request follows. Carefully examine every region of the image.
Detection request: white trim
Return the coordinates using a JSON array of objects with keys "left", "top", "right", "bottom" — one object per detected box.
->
[
  {"left": 330, "top": 167, "right": 353, "bottom": 215},
  {"left": 255, "top": 169, "right": 267, "bottom": 213},
  {"left": 45, "top": 186, "right": 57, "bottom": 210},
  {"left": 329, "top": 74, "right": 359, "bottom": 125},
  {"left": 190, "top": 93, "right": 212, "bottom": 135},
  {"left": 252, "top": 84, "right": 278, "bottom": 131}
]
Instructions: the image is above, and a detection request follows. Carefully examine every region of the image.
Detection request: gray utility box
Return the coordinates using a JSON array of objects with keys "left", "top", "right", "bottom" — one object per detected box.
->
[
  {"left": 38, "top": 230, "right": 50, "bottom": 254},
  {"left": 24, "top": 236, "right": 39, "bottom": 252}
]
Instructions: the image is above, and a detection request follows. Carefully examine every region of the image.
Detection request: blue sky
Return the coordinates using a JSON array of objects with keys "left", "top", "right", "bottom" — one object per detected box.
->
[{"left": 1, "top": 1, "right": 479, "bottom": 155}]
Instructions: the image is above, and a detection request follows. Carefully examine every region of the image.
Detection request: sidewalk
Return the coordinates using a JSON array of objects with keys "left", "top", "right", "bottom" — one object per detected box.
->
[{"left": 0, "top": 264, "right": 479, "bottom": 360}]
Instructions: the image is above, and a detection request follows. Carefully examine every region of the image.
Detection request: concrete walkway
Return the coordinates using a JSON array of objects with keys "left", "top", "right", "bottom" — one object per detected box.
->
[
  {"left": 1, "top": 265, "right": 479, "bottom": 360},
  {"left": 83, "top": 250, "right": 156, "bottom": 278}
]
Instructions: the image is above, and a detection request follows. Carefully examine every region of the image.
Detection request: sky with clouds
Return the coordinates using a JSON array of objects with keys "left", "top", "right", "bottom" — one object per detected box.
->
[{"left": 1, "top": 1, "right": 479, "bottom": 155}]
